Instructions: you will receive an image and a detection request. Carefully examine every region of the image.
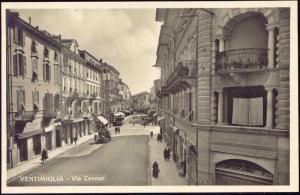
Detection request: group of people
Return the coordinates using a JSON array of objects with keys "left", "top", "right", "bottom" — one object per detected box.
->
[{"left": 163, "top": 147, "right": 171, "bottom": 161}]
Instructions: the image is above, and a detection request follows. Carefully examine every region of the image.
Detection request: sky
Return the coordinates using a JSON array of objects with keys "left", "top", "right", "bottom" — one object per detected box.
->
[{"left": 14, "top": 9, "right": 162, "bottom": 95}]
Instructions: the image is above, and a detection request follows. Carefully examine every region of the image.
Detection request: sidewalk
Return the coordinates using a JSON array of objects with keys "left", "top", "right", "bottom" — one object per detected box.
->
[
  {"left": 7, "top": 133, "right": 94, "bottom": 182},
  {"left": 149, "top": 132, "right": 187, "bottom": 185}
]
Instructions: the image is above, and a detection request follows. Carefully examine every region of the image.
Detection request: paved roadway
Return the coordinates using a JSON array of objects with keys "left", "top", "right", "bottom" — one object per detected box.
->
[{"left": 8, "top": 131, "right": 150, "bottom": 186}]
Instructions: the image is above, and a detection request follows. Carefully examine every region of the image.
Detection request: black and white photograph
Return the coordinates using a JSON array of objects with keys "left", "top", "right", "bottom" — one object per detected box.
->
[{"left": 1, "top": 1, "right": 298, "bottom": 193}]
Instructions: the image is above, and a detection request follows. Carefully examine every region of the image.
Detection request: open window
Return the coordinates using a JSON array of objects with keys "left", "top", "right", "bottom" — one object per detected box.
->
[{"left": 224, "top": 86, "right": 266, "bottom": 127}]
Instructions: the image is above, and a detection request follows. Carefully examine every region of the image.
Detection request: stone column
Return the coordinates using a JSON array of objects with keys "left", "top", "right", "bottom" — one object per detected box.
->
[
  {"left": 266, "top": 88, "right": 273, "bottom": 128},
  {"left": 217, "top": 90, "right": 223, "bottom": 125},
  {"left": 267, "top": 26, "right": 276, "bottom": 69}
]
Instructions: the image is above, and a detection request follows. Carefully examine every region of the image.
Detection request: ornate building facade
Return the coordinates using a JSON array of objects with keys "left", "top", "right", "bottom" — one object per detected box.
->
[{"left": 155, "top": 8, "right": 290, "bottom": 185}]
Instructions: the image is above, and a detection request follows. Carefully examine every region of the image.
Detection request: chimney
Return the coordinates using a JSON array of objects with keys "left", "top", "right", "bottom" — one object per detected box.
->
[
  {"left": 99, "top": 59, "right": 102, "bottom": 63},
  {"left": 36, "top": 26, "right": 39, "bottom": 30},
  {"left": 29, "top": 17, "right": 31, "bottom": 25}
]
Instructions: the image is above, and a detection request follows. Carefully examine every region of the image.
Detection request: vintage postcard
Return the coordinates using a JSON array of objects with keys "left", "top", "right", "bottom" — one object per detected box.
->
[{"left": 1, "top": 1, "right": 298, "bottom": 193}]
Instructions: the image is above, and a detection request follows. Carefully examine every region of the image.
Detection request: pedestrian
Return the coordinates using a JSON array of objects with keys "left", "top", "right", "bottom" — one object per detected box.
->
[
  {"left": 41, "top": 148, "right": 48, "bottom": 164},
  {"left": 150, "top": 131, "right": 153, "bottom": 139},
  {"left": 156, "top": 134, "right": 160, "bottom": 142},
  {"left": 118, "top": 126, "right": 121, "bottom": 133},
  {"left": 152, "top": 161, "right": 160, "bottom": 178},
  {"left": 94, "top": 134, "right": 97, "bottom": 143},
  {"left": 74, "top": 136, "right": 78, "bottom": 146},
  {"left": 163, "top": 148, "right": 167, "bottom": 161},
  {"left": 115, "top": 126, "right": 118, "bottom": 134},
  {"left": 166, "top": 147, "right": 170, "bottom": 161}
]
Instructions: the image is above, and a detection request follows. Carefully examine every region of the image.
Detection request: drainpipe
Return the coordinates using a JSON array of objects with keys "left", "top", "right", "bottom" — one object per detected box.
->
[
  {"left": 7, "top": 12, "right": 14, "bottom": 168},
  {"left": 196, "top": 128, "right": 199, "bottom": 185}
]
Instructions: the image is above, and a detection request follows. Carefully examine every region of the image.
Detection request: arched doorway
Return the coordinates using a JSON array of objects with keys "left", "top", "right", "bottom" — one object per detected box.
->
[{"left": 215, "top": 159, "right": 273, "bottom": 185}]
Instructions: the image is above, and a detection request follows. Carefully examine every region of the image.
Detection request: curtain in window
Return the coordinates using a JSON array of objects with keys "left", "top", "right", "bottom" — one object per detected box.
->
[
  {"left": 232, "top": 98, "right": 249, "bottom": 125},
  {"left": 249, "top": 97, "right": 263, "bottom": 126},
  {"left": 232, "top": 97, "right": 263, "bottom": 126}
]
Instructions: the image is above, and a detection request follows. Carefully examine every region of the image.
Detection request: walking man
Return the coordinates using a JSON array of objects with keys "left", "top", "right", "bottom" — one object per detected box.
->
[
  {"left": 163, "top": 148, "right": 167, "bottom": 161},
  {"left": 74, "top": 136, "right": 78, "bottom": 146},
  {"left": 166, "top": 147, "right": 170, "bottom": 161},
  {"left": 150, "top": 131, "right": 153, "bottom": 139},
  {"left": 41, "top": 148, "right": 48, "bottom": 164}
]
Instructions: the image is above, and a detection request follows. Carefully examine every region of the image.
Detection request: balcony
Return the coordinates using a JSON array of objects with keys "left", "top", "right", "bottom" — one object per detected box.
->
[
  {"left": 43, "top": 110, "right": 57, "bottom": 119},
  {"left": 14, "top": 111, "right": 35, "bottom": 123},
  {"left": 164, "top": 61, "right": 197, "bottom": 93},
  {"left": 216, "top": 48, "right": 268, "bottom": 74}
]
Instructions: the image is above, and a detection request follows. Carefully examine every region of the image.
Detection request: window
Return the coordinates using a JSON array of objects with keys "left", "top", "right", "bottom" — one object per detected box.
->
[
  {"left": 17, "top": 89, "right": 25, "bottom": 112},
  {"left": 14, "top": 27, "right": 25, "bottom": 47},
  {"left": 31, "top": 40, "right": 37, "bottom": 55},
  {"left": 13, "top": 53, "right": 26, "bottom": 76},
  {"left": 54, "top": 94, "right": 60, "bottom": 112},
  {"left": 43, "top": 46, "right": 49, "bottom": 59},
  {"left": 43, "top": 62, "right": 51, "bottom": 82},
  {"left": 54, "top": 64, "right": 60, "bottom": 83},
  {"left": 63, "top": 54, "right": 68, "bottom": 67},
  {"left": 223, "top": 86, "right": 266, "bottom": 127},
  {"left": 54, "top": 52, "right": 58, "bottom": 62},
  {"left": 32, "top": 91, "right": 39, "bottom": 105},
  {"left": 30, "top": 56, "right": 38, "bottom": 82},
  {"left": 43, "top": 93, "right": 54, "bottom": 114}
]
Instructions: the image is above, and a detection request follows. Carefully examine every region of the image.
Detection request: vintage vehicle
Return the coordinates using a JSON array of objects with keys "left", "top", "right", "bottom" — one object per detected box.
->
[{"left": 112, "top": 112, "right": 125, "bottom": 126}]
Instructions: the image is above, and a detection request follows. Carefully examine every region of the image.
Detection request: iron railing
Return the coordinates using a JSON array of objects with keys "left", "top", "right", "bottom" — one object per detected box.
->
[{"left": 216, "top": 48, "right": 268, "bottom": 72}]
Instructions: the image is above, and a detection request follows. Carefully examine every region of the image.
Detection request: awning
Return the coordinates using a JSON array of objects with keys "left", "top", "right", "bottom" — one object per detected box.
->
[
  {"left": 96, "top": 115, "right": 108, "bottom": 125},
  {"left": 17, "top": 129, "right": 42, "bottom": 139}
]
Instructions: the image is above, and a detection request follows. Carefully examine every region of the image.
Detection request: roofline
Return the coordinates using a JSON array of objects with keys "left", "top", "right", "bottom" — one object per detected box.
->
[{"left": 7, "top": 10, "right": 64, "bottom": 49}]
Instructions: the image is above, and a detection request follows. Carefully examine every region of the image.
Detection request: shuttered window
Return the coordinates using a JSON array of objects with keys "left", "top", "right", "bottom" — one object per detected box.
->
[
  {"left": 54, "top": 94, "right": 60, "bottom": 112},
  {"left": 13, "top": 27, "right": 25, "bottom": 47},
  {"left": 32, "top": 91, "right": 39, "bottom": 105},
  {"left": 17, "top": 90, "right": 25, "bottom": 111},
  {"left": 43, "top": 63, "right": 51, "bottom": 82},
  {"left": 63, "top": 54, "right": 68, "bottom": 67},
  {"left": 13, "top": 53, "right": 26, "bottom": 76},
  {"left": 43, "top": 93, "right": 54, "bottom": 113}
]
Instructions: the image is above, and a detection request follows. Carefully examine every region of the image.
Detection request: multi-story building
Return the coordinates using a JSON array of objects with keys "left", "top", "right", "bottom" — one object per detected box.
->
[
  {"left": 60, "top": 39, "right": 92, "bottom": 145},
  {"left": 6, "top": 11, "right": 63, "bottom": 167},
  {"left": 155, "top": 8, "right": 290, "bottom": 185},
  {"left": 150, "top": 79, "right": 161, "bottom": 111},
  {"left": 118, "top": 79, "right": 131, "bottom": 110},
  {"left": 102, "top": 62, "right": 120, "bottom": 122}
]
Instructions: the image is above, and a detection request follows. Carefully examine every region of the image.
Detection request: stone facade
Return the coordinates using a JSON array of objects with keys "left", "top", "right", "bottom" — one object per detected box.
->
[{"left": 155, "top": 8, "right": 290, "bottom": 185}]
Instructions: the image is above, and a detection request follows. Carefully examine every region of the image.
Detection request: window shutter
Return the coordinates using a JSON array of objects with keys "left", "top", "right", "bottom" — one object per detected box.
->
[
  {"left": 18, "top": 54, "right": 24, "bottom": 76},
  {"left": 50, "top": 94, "right": 53, "bottom": 112},
  {"left": 43, "top": 63, "right": 46, "bottom": 81},
  {"left": 23, "top": 55, "right": 26, "bottom": 75},
  {"left": 13, "top": 27, "right": 18, "bottom": 44},
  {"left": 22, "top": 31, "right": 25, "bottom": 47},
  {"left": 17, "top": 90, "right": 20, "bottom": 111},
  {"left": 13, "top": 54, "right": 18, "bottom": 76},
  {"left": 49, "top": 64, "right": 51, "bottom": 81},
  {"left": 22, "top": 90, "right": 25, "bottom": 105}
]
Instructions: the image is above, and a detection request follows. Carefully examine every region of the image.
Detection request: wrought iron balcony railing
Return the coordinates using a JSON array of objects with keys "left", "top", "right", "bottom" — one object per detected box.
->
[
  {"left": 43, "top": 110, "right": 57, "bottom": 119},
  {"left": 216, "top": 48, "right": 268, "bottom": 72},
  {"left": 165, "top": 60, "right": 197, "bottom": 87}
]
